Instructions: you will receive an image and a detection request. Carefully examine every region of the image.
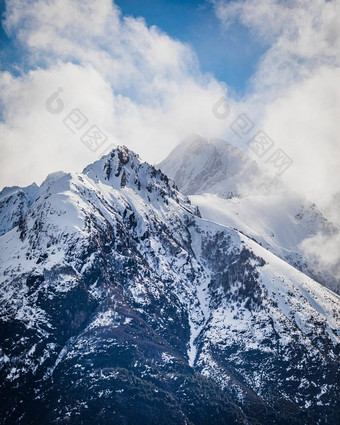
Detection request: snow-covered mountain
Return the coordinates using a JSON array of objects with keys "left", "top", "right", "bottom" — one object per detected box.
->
[
  {"left": 159, "top": 134, "right": 266, "bottom": 198},
  {"left": 1, "top": 146, "right": 340, "bottom": 425},
  {"left": 159, "top": 136, "right": 340, "bottom": 294}
]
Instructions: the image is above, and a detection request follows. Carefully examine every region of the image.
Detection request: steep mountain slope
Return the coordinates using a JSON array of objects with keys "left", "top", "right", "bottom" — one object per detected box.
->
[
  {"left": 158, "top": 136, "right": 340, "bottom": 293},
  {"left": 1, "top": 146, "right": 340, "bottom": 425}
]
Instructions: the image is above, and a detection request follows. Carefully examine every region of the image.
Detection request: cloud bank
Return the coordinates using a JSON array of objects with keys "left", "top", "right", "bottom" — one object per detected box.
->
[
  {"left": 0, "top": 0, "right": 231, "bottom": 187},
  {"left": 214, "top": 0, "right": 340, "bottom": 205}
]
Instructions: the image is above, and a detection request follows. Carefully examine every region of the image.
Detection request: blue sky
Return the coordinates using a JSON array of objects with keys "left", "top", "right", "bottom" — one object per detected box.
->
[
  {"left": 0, "top": 1, "right": 27, "bottom": 78},
  {"left": 115, "top": 0, "right": 267, "bottom": 96},
  {"left": 0, "top": 0, "right": 267, "bottom": 96}
]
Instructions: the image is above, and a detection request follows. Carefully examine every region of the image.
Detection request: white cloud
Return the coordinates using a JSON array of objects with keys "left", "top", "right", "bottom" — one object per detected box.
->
[
  {"left": 0, "top": 0, "right": 230, "bottom": 187},
  {"left": 215, "top": 0, "right": 340, "bottom": 94},
  {"left": 299, "top": 229, "right": 340, "bottom": 282},
  {"left": 0, "top": 63, "right": 115, "bottom": 187},
  {"left": 260, "top": 66, "right": 340, "bottom": 205}
]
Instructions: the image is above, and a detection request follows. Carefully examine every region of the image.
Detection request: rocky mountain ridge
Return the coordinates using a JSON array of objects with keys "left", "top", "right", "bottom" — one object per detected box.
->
[{"left": 0, "top": 146, "right": 339, "bottom": 424}]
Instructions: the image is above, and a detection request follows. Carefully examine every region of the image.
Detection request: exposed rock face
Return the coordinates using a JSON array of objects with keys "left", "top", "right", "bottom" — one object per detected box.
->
[{"left": 0, "top": 146, "right": 339, "bottom": 425}]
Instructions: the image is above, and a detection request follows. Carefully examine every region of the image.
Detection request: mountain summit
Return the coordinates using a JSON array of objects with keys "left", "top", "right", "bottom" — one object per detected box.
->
[
  {"left": 1, "top": 146, "right": 340, "bottom": 425},
  {"left": 159, "top": 134, "right": 263, "bottom": 198}
]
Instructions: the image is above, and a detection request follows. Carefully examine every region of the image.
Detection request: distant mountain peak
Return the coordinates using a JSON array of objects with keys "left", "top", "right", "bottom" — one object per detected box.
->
[{"left": 158, "top": 135, "right": 262, "bottom": 198}]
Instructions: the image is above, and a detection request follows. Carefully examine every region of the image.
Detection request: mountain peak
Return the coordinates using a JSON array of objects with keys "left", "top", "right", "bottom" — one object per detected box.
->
[
  {"left": 40, "top": 171, "right": 67, "bottom": 189},
  {"left": 82, "top": 145, "right": 195, "bottom": 211},
  {"left": 158, "top": 136, "right": 261, "bottom": 198}
]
